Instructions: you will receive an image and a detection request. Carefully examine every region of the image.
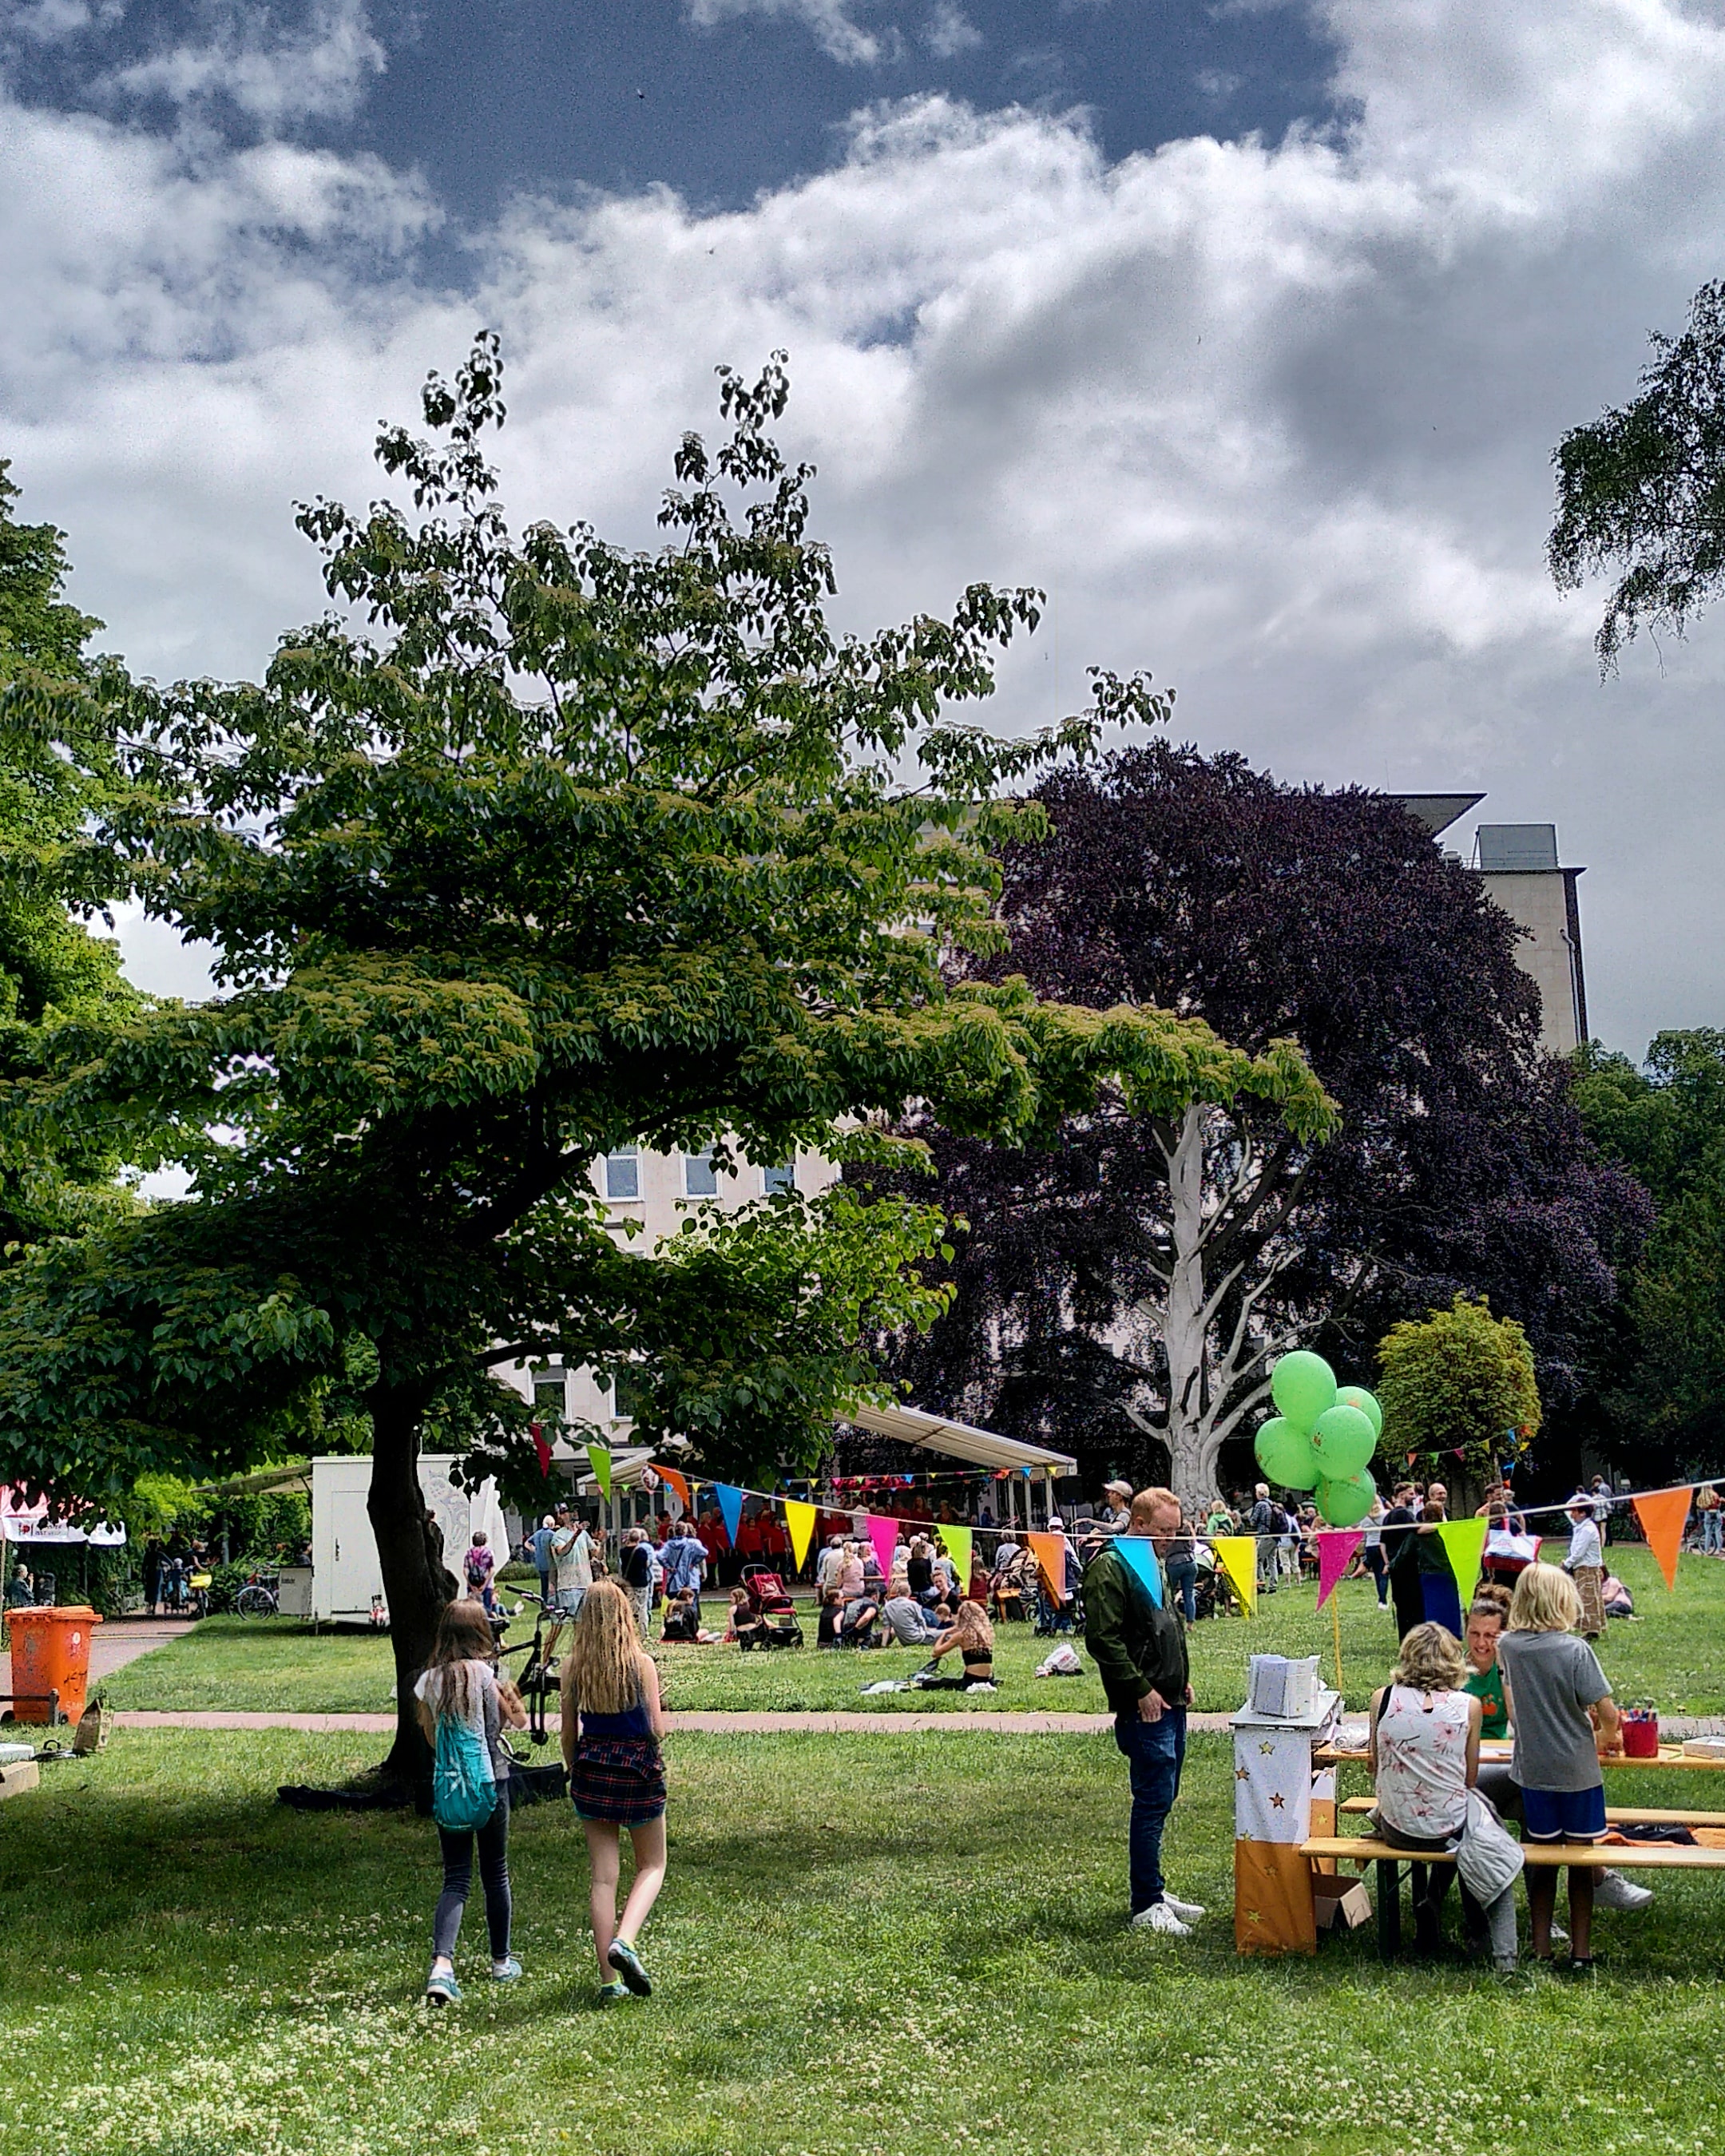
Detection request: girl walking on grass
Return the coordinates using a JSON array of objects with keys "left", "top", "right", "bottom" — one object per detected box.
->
[
  {"left": 560, "top": 1579, "right": 668, "bottom": 2004},
  {"left": 414, "top": 1598, "right": 528, "bottom": 2005}
]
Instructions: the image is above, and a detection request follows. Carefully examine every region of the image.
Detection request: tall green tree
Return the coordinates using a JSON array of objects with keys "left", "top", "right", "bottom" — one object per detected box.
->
[
  {"left": 1375, "top": 1294, "right": 1541, "bottom": 1481},
  {"left": 1574, "top": 1032, "right": 1725, "bottom": 1470},
  {"left": 0, "top": 341, "right": 1331, "bottom": 1774},
  {"left": 1549, "top": 279, "right": 1725, "bottom": 670},
  {"left": 0, "top": 462, "right": 141, "bottom": 1252}
]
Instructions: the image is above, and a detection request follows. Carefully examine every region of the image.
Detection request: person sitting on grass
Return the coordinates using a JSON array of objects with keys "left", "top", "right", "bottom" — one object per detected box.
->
[
  {"left": 1495, "top": 1562, "right": 1623, "bottom": 1972},
  {"left": 414, "top": 1596, "right": 528, "bottom": 2004},
  {"left": 561, "top": 1579, "right": 668, "bottom": 2006},
  {"left": 881, "top": 1588, "right": 942, "bottom": 1647},
  {"left": 838, "top": 1591, "right": 880, "bottom": 1647},
  {"left": 658, "top": 1590, "right": 719, "bottom": 1643},
  {"left": 1369, "top": 1620, "right": 1517, "bottom": 1973},
  {"left": 917, "top": 1598, "right": 996, "bottom": 1689},
  {"left": 724, "top": 1586, "right": 763, "bottom": 1649},
  {"left": 815, "top": 1585, "right": 843, "bottom": 1648}
]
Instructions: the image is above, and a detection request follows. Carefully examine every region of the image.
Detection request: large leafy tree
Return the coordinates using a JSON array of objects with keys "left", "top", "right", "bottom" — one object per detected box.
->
[
  {"left": 1549, "top": 279, "right": 1725, "bottom": 670},
  {"left": 0, "top": 462, "right": 142, "bottom": 1252},
  {"left": 876, "top": 743, "right": 1643, "bottom": 1507},
  {"left": 0, "top": 343, "right": 1330, "bottom": 1772},
  {"left": 1572, "top": 1032, "right": 1725, "bottom": 1473},
  {"left": 1375, "top": 1294, "right": 1542, "bottom": 1483}
]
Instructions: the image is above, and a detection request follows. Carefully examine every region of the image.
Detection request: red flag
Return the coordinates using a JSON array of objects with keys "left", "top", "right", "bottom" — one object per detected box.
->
[{"left": 531, "top": 1421, "right": 553, "bottom": 1476}]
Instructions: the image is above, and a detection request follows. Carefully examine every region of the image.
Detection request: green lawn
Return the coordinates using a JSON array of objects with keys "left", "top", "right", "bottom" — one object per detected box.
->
[
  {"left": 102, "top": 1545, "right": 1725, "bottom": 1718},
  {"left": 6, "top": 1727, "right": 1725, "bottom": 2155}
]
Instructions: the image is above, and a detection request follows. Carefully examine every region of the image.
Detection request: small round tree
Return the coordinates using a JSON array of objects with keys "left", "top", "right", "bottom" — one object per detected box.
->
[{"left": 1376, "top": 1293, "right": 1541, "bottom": 1487}]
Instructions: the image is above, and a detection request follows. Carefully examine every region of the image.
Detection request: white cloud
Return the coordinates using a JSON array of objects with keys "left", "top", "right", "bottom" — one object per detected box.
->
[
  {"left": 4, "top": 1, "right": 1725, "bottom": 1049},
  {"left": 97, "top": 0, "right": 386, "bottom": 125},
  {"left": 682, "top": 0, "right": 900, "bottom": 67},
  {"left": 926, "top": 2, "right": 981, "bottom": 59}
]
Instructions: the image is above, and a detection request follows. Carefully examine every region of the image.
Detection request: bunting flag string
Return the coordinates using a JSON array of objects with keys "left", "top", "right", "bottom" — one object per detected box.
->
[
  {"left": 1315, "top": 1529, "right": 1362, "bottom": 1609},
  {"left": 783, "top": 1498, "right": 817, "bottom": 1574},
  {"left": 1112, "top": 1534, "right": 1164, "bottom": 1608},
  {"left": 1435, "top": 1517, "right": 1488, "bottom": 1608},
  {"left": 1633, "top": 1486, "right": 1692, "bottom": 1591},
  {"left": 1026, "top": 1531, "right": 1069, "bottom": 1603},
  {"left": 1212, "top": 1536, "right": 1258, "bottom": 1617}
]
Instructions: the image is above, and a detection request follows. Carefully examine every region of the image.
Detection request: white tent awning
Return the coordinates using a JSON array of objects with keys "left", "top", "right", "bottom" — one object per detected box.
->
[
  {"left": 841, "top": 1404, "right": 1077, "bottom": 1476},
  {"left": 573, "top": 1445, "right": 661, "bottom": 1496}
]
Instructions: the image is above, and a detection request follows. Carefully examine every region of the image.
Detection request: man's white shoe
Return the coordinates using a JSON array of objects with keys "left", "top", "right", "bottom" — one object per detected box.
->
[
  {"left": 1594, "top": 1869, "right": 1654, "bottom": 1913},
  {"left": 1162, "top": 1893, "right": 1207, "bottom": 1923},
  {"left": 1130, "top": 1901, "right": 1192, "bottom": 1937}
]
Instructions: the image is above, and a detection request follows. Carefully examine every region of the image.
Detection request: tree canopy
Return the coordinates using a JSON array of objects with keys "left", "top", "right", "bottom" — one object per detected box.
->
[
  {"left": 0, "top": 340, "right": 1331, "bottom": 1765},
  {"left": 1550, "top": 279, "right": 1725, "bottom": 671},
  {"left": 1375, "top": 1294, "right": 1541, "bottom": 1483},
  {"left": 873, "top": 743, "right": 1643, "bottom": 1499}
]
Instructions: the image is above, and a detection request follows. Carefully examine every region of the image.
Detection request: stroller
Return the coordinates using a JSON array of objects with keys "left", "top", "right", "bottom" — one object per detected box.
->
[
  {"left": 989, "top": 1547, "right": 1038, "bottom": 1623},
  {"left": 740, "top": 1564, "right": 804, "bottom": 1649}
]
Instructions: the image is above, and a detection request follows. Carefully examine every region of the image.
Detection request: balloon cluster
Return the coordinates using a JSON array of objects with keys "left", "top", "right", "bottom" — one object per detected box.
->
[{"left": 1254, "top": 1351, "right": 1382, "bottom": 1528}]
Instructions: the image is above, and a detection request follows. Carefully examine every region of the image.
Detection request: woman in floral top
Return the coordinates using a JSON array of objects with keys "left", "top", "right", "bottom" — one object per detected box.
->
[{"left": 1369, "top": 1622, "right": 1494, "bottom": 1961}]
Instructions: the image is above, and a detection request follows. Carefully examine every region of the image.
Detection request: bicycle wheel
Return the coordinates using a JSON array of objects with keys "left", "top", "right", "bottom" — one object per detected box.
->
[{"left": 235, "top": 1586, "right": 276, "bottom": 1617}]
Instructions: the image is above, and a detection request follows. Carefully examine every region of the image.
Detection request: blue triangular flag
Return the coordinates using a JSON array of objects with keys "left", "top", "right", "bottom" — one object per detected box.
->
[
  {"left": 716, "top": 1483, "right": 744, "bottom": 1548},
  {"left": 1113, "top": 1535, "right": 1164, "bottom": 1607}
]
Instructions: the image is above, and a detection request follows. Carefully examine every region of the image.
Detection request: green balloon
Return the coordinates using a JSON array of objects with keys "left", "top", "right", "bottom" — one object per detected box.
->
[
  {"left": 1254, "top": 1416, "right": 1321, "bottom": 1492},
  {"left": 1311, "top": 1402, "right": 1377, "bottom": 1480},
  {"left": 1270, "top": 1350, "right": 1337, "bottom": 1433},
  {"left": 1337, "top": 1385, "right": 1382, "bottom": 1438},
  {"left": 1316, "top": 1468, "right": 1376, "bottom": 1529}
]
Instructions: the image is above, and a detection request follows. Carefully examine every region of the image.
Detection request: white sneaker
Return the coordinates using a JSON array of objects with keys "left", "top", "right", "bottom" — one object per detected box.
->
[
  {"left": 1594, "top": 1869, "right": 1654, "bottom": 1913},
  {"left": 1549, "top": 1922, "right": 1568, "bottom": 1944},
  {"left": 1162, "top": 1893, "right": 1207, "bottom": 1923},
  {"left": 1130, "top": 1901, "right": 1192, "bottom": 1937}
]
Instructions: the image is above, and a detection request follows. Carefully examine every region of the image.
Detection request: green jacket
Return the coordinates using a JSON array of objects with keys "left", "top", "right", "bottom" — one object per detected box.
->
[{"left": 1083, "top": 1542, "right": 1190, "bottom": 1716}]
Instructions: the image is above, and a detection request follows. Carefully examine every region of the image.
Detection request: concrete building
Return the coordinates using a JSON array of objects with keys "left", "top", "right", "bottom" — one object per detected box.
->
[
  {"left": 1397, "top": 794, "right": 1588, "bottom": 1057},
  {"left": 499, "top": 1142, "right": 840, "bottom": 1439}
]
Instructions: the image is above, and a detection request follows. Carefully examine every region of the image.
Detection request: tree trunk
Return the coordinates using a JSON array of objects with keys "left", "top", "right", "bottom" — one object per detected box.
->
[
  {"left": 367, "top": 1389, "right": 458, "bottom": 1789},
  {"left": 1163, "top": 1103, "right": 1221, "bottom": 1516}
]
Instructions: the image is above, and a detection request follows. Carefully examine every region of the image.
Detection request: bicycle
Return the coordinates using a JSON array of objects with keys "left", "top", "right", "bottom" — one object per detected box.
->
[
  {"left": 234, "top": 1565, "right": 280, "bottom": 1618},
  {"left": 497, "top": 1590, "right": 558, "bottom": 1746}
]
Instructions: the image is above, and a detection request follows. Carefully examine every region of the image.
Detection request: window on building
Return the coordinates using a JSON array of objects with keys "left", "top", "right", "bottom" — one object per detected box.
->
[
  {"left": 763, "top": 1158, "right": 795, "bottom": 1195},
  {"left": 605, "top": 1146, "right": 640, "bottom": 1200},
  {"left": 531, "top": 1366, "right": 565, "bottom": 1422},
  {"left": 683, "top": 1147, "right": 719, "bottom": 1197}
]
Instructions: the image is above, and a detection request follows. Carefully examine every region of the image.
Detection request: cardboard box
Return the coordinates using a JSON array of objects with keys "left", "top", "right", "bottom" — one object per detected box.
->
[
  {"left": 0, "top": 1759, "right": 40, "bottom": 1801},
  {"left": 1313, "top": 1881, "right": 1372, "bottom": 1932}
]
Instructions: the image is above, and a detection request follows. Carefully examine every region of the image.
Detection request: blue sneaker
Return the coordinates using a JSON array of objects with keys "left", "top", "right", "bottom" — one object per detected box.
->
[
  {"left": 425, "top": 1968, "right": 462, "bottom": 2006},
  {"left": 607, "top": 1939, "right": 652, "bottom": 1996},
  {"left": 490, "top": 1956, "right": 522, "bottom": 1982}
]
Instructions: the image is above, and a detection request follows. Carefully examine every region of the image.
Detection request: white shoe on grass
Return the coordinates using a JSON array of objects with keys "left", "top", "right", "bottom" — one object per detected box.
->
[
  {"left": 1594, "top": 1870, "right": 1654, "bottom": 1913},
  {"left": 1130, "top": 1901, "right": 1192, "bottom": 1937},
  {"left": 1162, "top": 1892, "right": 1207, "bottom": 1923}
]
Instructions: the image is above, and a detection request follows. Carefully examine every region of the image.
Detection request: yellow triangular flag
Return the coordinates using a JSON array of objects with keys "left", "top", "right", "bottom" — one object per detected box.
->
[
  {"left": 1437, "top": 1517, "right": 1488, "bottom": 1609},
  {"left": 938, "top": 1524, "right": 973, "bottom": 1595},
  {"left": 1213, "top": 1535, "right": 1258, "bottom": 1617},
  {"left": 783, "top": 1498, "right": 817, "bottom": 1574}
]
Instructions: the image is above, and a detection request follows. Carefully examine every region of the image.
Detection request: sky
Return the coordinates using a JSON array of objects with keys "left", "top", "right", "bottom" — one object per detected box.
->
[{"left": 3, "top": 0, "right": 1723, "bottom": 1055}]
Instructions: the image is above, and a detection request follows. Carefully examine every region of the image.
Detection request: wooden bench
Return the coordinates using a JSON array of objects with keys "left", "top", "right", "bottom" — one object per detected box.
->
[
  {"left": 1301, "top": 1834, "right": 1725, "bottom": 1957},
  {"left": 1338, "top": 1794, "right": 1725, "bottom": 1827}
]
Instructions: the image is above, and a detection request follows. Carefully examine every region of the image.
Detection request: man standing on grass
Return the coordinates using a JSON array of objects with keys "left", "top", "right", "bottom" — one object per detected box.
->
[{"left": 1084, "top": 1485, "right": 1204, "bottom": 1938}]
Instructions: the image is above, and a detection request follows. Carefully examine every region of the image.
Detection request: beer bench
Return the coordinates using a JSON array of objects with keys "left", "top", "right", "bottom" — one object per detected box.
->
[
  {"left": 1301, "top": 1833, "right": 1725, "bottom": 1958},
  {"left": 1338, "top": 1793, "right": 1725, "bottom": 1828}
]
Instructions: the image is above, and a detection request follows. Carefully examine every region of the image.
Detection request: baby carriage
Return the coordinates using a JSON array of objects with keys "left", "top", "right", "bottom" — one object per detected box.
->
[
  {"left": 989, "top": 1546, "right": 1038, "bottom": 1623},
  {"left": 740, "top": 1563, "right": 804, "bottom": 1649}
]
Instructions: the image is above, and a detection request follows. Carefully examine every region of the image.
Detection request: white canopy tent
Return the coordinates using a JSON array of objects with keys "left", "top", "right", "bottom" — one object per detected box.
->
[{"left": 840, "top": 1404, "right": 1077, "bottom": 1531}]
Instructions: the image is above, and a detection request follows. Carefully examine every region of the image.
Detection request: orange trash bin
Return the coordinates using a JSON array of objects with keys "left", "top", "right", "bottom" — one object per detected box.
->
[{"left": 6, "top": 1605, "right": 103, "bottom": 1723}]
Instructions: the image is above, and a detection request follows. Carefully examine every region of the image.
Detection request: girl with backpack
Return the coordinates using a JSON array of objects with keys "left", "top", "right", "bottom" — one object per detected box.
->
[
  {"left": 560, "top": 1579, "right": 668, "bottom": 2003},
  {"left": 414, "top": 1598, "right": 527, "bottom": 2005}
]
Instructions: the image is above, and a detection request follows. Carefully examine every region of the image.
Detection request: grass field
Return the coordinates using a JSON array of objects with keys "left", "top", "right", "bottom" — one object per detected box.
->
[
  {"left": 6, "top": 1726, "right": 1725, "bottom": 2156},
  {"left": 101, "top": 1544, "right": 1725, "bottom": 1717}
]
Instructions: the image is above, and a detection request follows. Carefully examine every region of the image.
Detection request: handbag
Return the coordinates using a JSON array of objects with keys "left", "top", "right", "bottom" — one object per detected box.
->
[{"left": 1457, "top": 1788, "right": 1523, "bottom": 1902}]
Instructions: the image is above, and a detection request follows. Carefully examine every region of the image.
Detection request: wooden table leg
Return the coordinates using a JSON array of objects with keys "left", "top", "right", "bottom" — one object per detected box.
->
[{"left": 1377, "top": 1857, "right": 1400, "bottom": 1960}]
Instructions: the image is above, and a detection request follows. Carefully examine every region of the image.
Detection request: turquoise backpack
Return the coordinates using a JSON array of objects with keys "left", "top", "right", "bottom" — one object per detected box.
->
[{"left": 431, "top": 1703, "right": 498, "bottom": 1833}]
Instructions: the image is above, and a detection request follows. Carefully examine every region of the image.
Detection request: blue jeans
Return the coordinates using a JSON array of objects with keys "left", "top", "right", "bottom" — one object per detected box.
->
[
  {"left": 1114, "top": 1706, "right": 1187, "bottom": 1914},
  {"left": 1705, "top": 1511, "right": 1723, "bottom": 1554},
  {"left": 1164, "top": 1559, "right": 1197, "bottom": 1625}
]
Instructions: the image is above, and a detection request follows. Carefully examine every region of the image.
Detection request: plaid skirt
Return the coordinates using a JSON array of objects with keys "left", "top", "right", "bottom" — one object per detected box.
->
[{"left": 571, "top": 1734, "right": 667, "bottom": 1825}]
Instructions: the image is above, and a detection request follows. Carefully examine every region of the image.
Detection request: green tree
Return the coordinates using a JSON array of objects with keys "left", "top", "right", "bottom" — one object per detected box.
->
[
  {"left": 1574, "top": 1032, "right": 1725, "bottom": 1468},
  {"left": 1549, "top": 279, "right": 1725, "bottom": 671},
  {"left": 0, "top": 462, "right": 141, "bottom": 1253},
  {"left": 1376, "top": 1294, "right": 1541, "bottom": 1481},
  {"left": 0, "top": 341, "right": 1332, "bottom": 1774}
]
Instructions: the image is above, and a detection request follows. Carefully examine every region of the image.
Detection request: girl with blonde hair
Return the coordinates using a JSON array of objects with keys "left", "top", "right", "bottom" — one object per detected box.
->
[
  {"left": 561, "top": 1579, "right": 668, "bottom": 2002},
  {"left": 1497, "top": 1561, "right": 1622, "bottom": 1970},
  {"left": 1368, "top": 1622, "right": 1516, "bottom": 1969},
  {"left": 920, "top": 1595, "right": 996, "bottom": 1690}
]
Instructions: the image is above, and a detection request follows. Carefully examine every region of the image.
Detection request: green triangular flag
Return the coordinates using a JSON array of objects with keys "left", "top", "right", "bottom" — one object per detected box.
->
[
  {"left": 587, "top": 1443, "right": 613, "bottom": 1501},
  {"left": 1437, "top": 1517, "right": 1487, "bottom": 1609}
]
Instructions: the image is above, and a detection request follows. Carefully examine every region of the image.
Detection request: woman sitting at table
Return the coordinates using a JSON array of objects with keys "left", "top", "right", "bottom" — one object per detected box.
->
[{"left": 1370, "top": 1620, "right": 1517, "bottom": 1972}]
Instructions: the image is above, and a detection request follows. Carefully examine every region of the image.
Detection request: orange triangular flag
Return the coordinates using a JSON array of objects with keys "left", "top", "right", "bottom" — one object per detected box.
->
[
  {"left": 1027, "top": 1532, "right": 1069, "bottom": 1603},
  {"left": 1633, "top": 1486, "right": 1691, "bottom": 1591},
  {"left": 656, "top": 1465, "right": 691, "bottom": 1516}
]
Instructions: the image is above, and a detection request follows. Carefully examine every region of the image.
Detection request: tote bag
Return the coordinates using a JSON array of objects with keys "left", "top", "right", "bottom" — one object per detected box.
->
[{"left": 432, "top": 1710, "right": 498, "bottom": 1833}]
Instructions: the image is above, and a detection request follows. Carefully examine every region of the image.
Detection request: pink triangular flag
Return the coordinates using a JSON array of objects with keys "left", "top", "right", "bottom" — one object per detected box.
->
[
  {"left": 1315, "top": 1528, "right": 1363, "bottom": 1609},
  {"left": 866, "top": 1513, "right": 902, "bottom": 1584}
]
